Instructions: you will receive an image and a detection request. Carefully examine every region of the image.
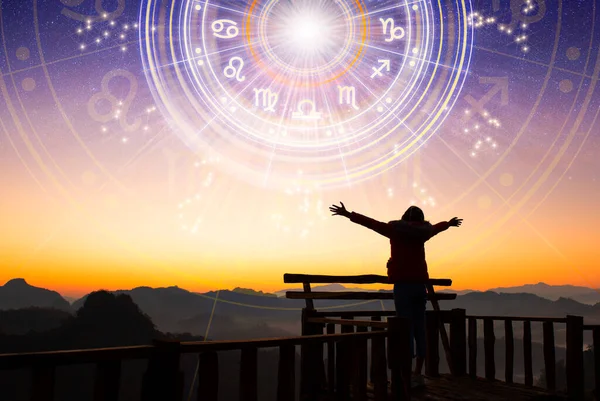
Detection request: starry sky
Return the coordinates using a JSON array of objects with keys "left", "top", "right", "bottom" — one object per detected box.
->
[{"left": 0, "top": 0, "right": 599, "bottom": 298}]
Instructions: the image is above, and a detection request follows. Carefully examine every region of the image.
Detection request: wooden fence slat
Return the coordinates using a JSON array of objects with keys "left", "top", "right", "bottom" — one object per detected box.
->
[
  {"left": 504, "top": 319, "right": 514, "bottom": 384},
  {"left": 326, "top": 323, "right": 336, "bottom": 395},
  {"left": 302, "top": 283, "right": 314, "bottom": 310},
  {"left": 93, "top": 360, "right": 121, "bottom": 401},
  {"left": 336, "top": 337, "right": 350, "bottom": 401},
  {"left": 468, "top": 317, "right": 477, "bottom": 378},
  {"left": 31, "top": 364, "right": 55, "bottom": 401},
  {"left": 523, "top": 320, "right": 533, "bottom": 386},
  {"left": 566, "top": 315, "right": 584, "bottom": 400},
  {"left": 197, "top": 351, "right": 218, "bottom": 401},
  {"left": 355, "top": 326, "right": 368, "bottom": 401},
  {"left": 542, "top": 321, "right": 556, "bottom": 392},
  {"left": 141, "top": 340, "right": 183, "bottom": 401},
  {"left": 370, "top": 316, "right": 388, "bottom": 401},
  {"left": 240, "top": 347, "right": 258, "bottom": 401},
  {"left": 425, "top": 311, "right": 440, "bottom": 377},
  {"left": 593, "top": 327, "right": 600, "bottom": 400},
  {"left": 277, "top": 345, "right": 295, "bottom": 401},
  {"left": 388, "top": 317, "right": 411, "bottom": 401},
  {"left": 484, "top": 318, "right": 495, "bottom": 381},
  {"left": 450, "top": 309, "right": 467, "bottom": 376}
]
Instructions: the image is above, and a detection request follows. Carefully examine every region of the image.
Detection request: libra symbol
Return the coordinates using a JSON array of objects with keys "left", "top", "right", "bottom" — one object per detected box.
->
[{"left": 291, "top": 100, "right": 322, "bottom": 120}]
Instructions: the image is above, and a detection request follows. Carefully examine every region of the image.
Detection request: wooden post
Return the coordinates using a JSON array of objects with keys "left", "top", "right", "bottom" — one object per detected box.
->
[
  {"left": 355, "top": 325, "right": 369, "bottom": 401},
  {"left": 468, "top": 317, "right": 477, "bottom": 378},
  {"left": 593, "top": 327, "right": 600, "bottom": 401},
  {"left": 197, "top": 351, "right": 219, "bottom": 401},
  {"left": 370, "top": 317, "right": 388, "bottom": 401},
  {"left": 336, "top": 329, "right": 352, "bottom": 401},
  {"left": 141, "top": 339, "right": 183, "bottom": 401},
  {"left": 302, "top": 282, "right": 315, "bottom": 310},
  {"left": 240, "top": 346, "right": 258, "bottom": 401},
  {"left": 504, "top": 319, "right": 514, "bottom": 384},
  {"left": 483, "top": 318, "right": 495, "bottom": 381},
  {"left": 450, "top": 309, "right": 467, "bottom": 376},
  {"left": 426, "top": 284, "right": 454, "bottom": 375},
  {"left": 566, "top": 315, "right": 584, "bottom": 400},
  {"left": 523, "top": 320, "right": 533, "bottom": 386},
  {"left": 542, "top": 321, "right": 556, "bottom": 391},
  {"left": 388, "top": 316, "right": 411, "bottom": 401},
  {"left": 93, "top": 360, "right": 121, "bottom": 401},
  {"left": 425, "top": 311, "right": 440, "bottom": 377},
  {"left": 326, "top": 323, "right": 336, "bottom": 395},
  {"left": 300, "top": 308, "right": 324, "bottom": 399},
  {"left": 277, "top": 345, "right": 295, "bottom": 401},
  {"left": 31, "top": 363, "right": 55, "bottom": 401}
]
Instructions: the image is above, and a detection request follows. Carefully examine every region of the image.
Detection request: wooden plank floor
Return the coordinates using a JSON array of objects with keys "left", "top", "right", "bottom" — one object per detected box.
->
[{"left": 362, "top": 375, "right": 570, "bottom": 401}]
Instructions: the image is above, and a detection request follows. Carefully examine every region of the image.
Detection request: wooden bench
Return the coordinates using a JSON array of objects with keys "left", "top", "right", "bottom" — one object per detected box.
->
[{"left": 283, "top": 273, "right": 456, "bottom": 310}]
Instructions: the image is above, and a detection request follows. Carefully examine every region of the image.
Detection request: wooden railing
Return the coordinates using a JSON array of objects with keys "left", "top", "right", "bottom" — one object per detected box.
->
[{"left": 0, "top": 325, "right": 413, "bottom": 401}]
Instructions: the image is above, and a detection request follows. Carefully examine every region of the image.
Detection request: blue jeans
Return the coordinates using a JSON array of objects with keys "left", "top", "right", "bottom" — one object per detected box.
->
[{"left": 393, "top": 283, "right": 427, "bottom": 359}]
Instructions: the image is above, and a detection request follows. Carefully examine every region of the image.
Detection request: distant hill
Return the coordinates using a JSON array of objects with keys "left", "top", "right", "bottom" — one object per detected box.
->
[
  {"left": 0, "top": 279, "right": 71, "bottom": 312},
  {"left": 276, "top": 282, "right": 600, "bottom": 304},
  {"left": 488, "top": 282, "right": 600, "bottom": 304}
]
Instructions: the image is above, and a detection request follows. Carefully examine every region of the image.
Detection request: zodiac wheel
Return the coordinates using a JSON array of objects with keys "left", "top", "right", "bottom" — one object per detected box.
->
[{"left": 140, "top": 0, "right": 474, "bottom": 189}]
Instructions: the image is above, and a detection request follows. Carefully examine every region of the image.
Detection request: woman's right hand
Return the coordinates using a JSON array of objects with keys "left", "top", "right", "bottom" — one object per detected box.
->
[{"left": 449, "top": 217, "right": 463, "bottom": 227}]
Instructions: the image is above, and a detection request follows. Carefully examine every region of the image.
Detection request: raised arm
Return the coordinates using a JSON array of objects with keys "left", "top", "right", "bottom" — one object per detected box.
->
[
  {"left": 427, "top": 217, "right": 463, "bottom": 240},
  {"left": 329, "top": 202, "right": 436, "bottom": 239}
]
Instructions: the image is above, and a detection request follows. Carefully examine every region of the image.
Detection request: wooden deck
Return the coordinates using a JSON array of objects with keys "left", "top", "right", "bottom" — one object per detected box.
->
[
  {"left": 312, "top": 375, "right": 569, "bottom": 401},
  {"left": 374, "top": 375, "right": 569, "bottom": 401}
]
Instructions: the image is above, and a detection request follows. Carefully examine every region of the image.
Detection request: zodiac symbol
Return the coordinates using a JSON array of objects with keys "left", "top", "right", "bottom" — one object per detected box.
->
[
  {"left": 509, "top": 0, "right": 546, "bottom": 27},
  {"left": 463, "top": 77, "right": 509, "bottom": 122},
  {"left": 224, "top": 57, "right": 245, "bottom": 82},
  {"left": 380, "top": 18, "right": 405, "bottom": 42},
  {"left": 253, "top": 88, "right": 278, "bottom": 112},
  {"left": 211, "top": 19, "right": 239, "bottom": 39},
  {"left": 370, "top": 60, "right": 391, "bottom": 78},
  {"left": 291, "top": 100, "right": 322, "bottom": 120},
  {"left": 61, "top": 0, "right": 126, "bottom": 22},
  {"left": 338, "top": 86, "right": 359, "bottom": 110},
  {"left": 87, "top": 69, "right": 141, "bottom": 132}
]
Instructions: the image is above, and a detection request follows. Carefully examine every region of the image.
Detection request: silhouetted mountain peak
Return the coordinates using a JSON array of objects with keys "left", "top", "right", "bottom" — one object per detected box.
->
[
  {"left": 0, "top": 278, "right": 71, "bottom": 312},
  {"left": 4, "top": 278, "right": 29, "bottom": 287}
]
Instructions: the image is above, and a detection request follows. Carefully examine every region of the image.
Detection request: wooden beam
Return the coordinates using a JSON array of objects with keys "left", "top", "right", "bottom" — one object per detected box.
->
[
  {"left": 240, "top": 347, "right": 258, "bottom": 401},
  {"left": 286, "top": 291, "right": 456, "bottom": 300},
  {"left": 484, "top": 318, "right": 495, "bottom": 381},
  {"left": 450, "top": 309, "right": 467, "bottom": 376},
  {"left": 302, "top": 283, "right": 314, "bottom": 310},
  {"left": 93, "top": 360, "right": 121, "bottom": 401},
  {"left": 593, "top": 327, "right": 600, "bottom": 401},
  {"left": 197, "top": 351, "right": 218, "bottom": 401},
  {"left": 504, "top": 319, "right": 514, "bottom": 384},
  {"left": 31, "top": 364, "right": 55, "bottom": 401},
  {"left": 566, "top": 315, "right": 584, "bottom": 400},
  {"left": 523, "top": 321, "right": 533, "bottom": 386},
  {"left": 542, "top": 321, "right": 556, "bottom": 392},
  {"left": 326, "top": 324, "right": 335, "bottom": 395},
  {"left": 425, "top": 311, "right": 440, "bottom": 377},
  {"left": 283, "top": 273, "right": 451, "bottom": 286},
  {"left": 468, "top": 317, "right": 477, "bottom": 378},
  {"left": 277, "top": 345, "right": 295, "bottom": 401}
]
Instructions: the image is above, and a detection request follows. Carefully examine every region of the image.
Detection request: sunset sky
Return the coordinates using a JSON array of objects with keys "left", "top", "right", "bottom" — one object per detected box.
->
[{"left": 1, "top": 0, "right": 599, "bottom": 299}]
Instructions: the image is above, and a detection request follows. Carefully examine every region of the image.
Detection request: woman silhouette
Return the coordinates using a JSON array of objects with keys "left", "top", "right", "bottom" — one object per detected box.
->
[{"left": 329, "top": 202, "right": 462, "bottom": 385}]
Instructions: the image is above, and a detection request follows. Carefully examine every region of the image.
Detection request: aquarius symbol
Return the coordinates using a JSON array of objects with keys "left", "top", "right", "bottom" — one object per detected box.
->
[
  {"left": 338, "top": 86, "right": 359, "bottom": 110},
  {"left": 211, "top": 19, "right": 239, "bottom": 39},
  {"left": 61, "top": 0, "right": 125, "bottom": 22},
  {"left": 380, "top": 18, "right": 405, "bottom": 42},
  {"left": 253, "top": 88, "right": 278, "bottom": 112},
  {"left": 224, "top": 57, "right": 245, "bottom": 82},
  {"left": 291, "top": 100, "right": 322, "bottom": 120},
  {"left": 370, "top": 60, "right": 391, "bottom": 79},
  {"left": 87, "top": 69, "right": 141, "bottom": 132}
]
